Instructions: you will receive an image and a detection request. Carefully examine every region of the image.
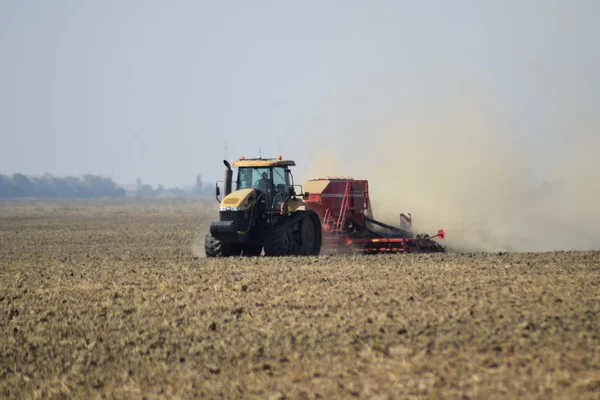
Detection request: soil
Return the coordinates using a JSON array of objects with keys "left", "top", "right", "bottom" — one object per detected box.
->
[{"left": 1, "top": 199, "right": 599, "bottom": 399}]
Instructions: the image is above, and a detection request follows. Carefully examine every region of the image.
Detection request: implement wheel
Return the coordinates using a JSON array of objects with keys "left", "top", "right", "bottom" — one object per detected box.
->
[{"left": 300, "top": 213, "right": 321, "bottom": 255}]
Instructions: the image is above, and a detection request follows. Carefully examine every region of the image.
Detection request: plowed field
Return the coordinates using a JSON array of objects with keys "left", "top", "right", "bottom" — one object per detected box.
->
[{"left": 1, "top": 200, "right": 599, "bottom": 399}]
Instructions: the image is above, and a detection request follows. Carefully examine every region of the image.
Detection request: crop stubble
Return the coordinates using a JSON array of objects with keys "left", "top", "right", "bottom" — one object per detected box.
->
[{"left": 1, "top": 200, "right": 599, "bottom": 399}]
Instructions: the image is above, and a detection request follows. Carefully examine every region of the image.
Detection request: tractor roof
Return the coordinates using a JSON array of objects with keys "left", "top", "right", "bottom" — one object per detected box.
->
[{"left": 232, "top": 157, "right": 296, "bottom": 168}]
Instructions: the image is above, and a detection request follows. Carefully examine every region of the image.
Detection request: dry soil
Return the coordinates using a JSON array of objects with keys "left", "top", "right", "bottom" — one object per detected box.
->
[{"left": 1, "top": 199, "right": 599, "bottom": 399}]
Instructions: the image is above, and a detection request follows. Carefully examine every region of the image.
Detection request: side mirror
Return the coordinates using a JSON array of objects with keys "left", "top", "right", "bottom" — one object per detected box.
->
[
  {"left": 291, "top": 184, "right": 304, "bottom": 199},
  {"left": 215, "top": 183, "right": 221, "bottom": 202}
]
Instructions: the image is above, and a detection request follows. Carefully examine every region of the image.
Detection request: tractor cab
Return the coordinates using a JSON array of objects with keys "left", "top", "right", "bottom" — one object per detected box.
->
[
  {"left": 230, "top": 157, "right": 297, "bottom": 212},
  {"left": 236, "top": 166, "right": 288, "bottom": 210}
]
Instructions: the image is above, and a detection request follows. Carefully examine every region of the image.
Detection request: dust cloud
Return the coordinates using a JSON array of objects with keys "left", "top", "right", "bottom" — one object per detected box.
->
[
  {"left": 295, "top": 1, "right": 600, "bottom": 252},
  {"left": 302, "top": 99, "right": 600, "bottom": 253},
  {"left": 191, "top": 235, "right": 206, "bottom": 258}
]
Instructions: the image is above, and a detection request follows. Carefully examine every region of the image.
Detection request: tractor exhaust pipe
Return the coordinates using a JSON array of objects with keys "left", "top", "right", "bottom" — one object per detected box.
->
[{"left": 223, "top": 160, "right": 232, "bottom": 196}]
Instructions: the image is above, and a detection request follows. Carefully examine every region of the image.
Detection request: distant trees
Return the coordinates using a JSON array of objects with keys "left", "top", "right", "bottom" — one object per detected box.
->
[
  {"left": 0, "top": 173, "right": 125, "bottom": 199},
  {"left": 136, "top": 184, "right": 156, "bottom": 197},
  {"left": 128, "top": 175, "right": 213, "bottom": 198},
  {"left": 195, "top": 175, "right": 203, "bottom": 195},
  {"left": 0, "top": 172, "right": 217, "bottom": 199},
  {"left": 195, "top": 174, "right": 214, "bottom": 196}
]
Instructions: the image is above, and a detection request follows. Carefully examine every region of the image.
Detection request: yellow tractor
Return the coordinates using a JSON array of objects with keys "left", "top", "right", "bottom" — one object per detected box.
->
[{"left": 205, "top": 156, "right": 322, "bottom": 257}]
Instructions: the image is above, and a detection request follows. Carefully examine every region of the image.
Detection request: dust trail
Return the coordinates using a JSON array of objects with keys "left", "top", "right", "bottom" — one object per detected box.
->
[
  {"left": 295, "top": 1, "right": 600, "bottom": 252},
  {"left": 191, "top": 235, "right": 206, "bottom": 258},
  {"left": 190, "top": 204, "right": 217, "bottom": 258},
  {"left": 302, "top": 98, "right": 600, "bottom": 252},
  {"left": 364, "top": 104, "right": 596, "bottom": 252}
]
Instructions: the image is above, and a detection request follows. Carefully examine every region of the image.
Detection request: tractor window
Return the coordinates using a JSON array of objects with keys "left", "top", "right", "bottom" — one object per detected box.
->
[
  {"left": 237, "top": 167, "right": 271, "bottom": 192},
  {"left": 272, "top": 167, "right": 288, "bottom": 196}
]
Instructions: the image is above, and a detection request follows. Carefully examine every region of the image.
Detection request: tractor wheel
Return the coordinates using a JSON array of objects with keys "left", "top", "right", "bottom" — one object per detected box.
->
[
  {"left": 204, "top": 231, "right": 241, "bottom": 257},
  {"left": 242, "top": 244, "right": 263, "bottom": 257},
  {"left": 300, "top": 213, "right": 320, "bottom": 255},
  {"left": 264, "top": 228, "right": 294, "bottom": 257}
]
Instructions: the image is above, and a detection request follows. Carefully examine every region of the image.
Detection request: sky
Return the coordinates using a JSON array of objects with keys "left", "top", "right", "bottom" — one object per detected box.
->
[{"left": 0, "top": 1, "right": 598, "bottom": 187}]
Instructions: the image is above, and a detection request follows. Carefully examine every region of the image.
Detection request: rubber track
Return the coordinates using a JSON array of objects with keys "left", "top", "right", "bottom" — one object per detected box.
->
[{"left": 267, "top": 210, "right": 322, "bottom": 256}]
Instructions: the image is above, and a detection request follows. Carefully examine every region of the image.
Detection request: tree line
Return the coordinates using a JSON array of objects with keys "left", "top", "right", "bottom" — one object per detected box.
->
[
  {"left": 132, "top": 175, "right": 214, "bottom": 198},
  {"left": 0, "top": 173, "right": 215, "bottom": 199},
  {"left": 0, "top": 173, "right": 125, "bottom": 199}
]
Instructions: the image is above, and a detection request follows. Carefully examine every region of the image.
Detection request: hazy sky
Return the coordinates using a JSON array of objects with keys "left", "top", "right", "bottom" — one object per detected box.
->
[{"left": 1, "top": 1, "right": 598, "bottom": 186}]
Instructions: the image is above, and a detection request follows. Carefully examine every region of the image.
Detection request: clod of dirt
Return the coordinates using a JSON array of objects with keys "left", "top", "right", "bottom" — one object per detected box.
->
[{"left": 232, "top": 308, "right": 244, "bottom": 317}]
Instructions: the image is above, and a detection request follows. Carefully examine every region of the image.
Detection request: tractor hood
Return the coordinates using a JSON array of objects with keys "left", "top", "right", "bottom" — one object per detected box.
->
[{"left": 219, "top": 188, "right": 256, "bottom": 211}]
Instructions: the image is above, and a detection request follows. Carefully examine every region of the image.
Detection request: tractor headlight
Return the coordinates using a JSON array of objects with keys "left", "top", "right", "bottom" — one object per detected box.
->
[{"left": 220, "top": 206, "right": 241, "bottom": 211}]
